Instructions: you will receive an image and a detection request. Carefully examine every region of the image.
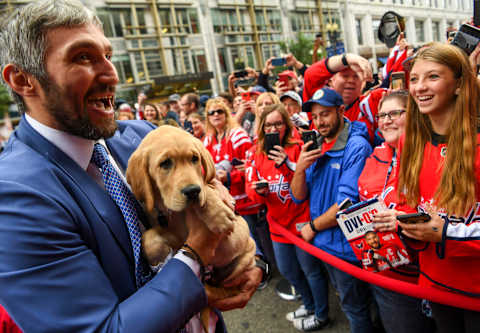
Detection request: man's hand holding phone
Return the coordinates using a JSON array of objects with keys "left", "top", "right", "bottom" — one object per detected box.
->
[{"left": 296, "top": 142, "right": 322, "bottom": 173}]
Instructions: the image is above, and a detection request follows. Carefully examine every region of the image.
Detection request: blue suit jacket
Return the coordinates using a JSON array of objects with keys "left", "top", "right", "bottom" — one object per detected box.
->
[{"left": 0, "top": 118, "right": 226, "bottom": 332}]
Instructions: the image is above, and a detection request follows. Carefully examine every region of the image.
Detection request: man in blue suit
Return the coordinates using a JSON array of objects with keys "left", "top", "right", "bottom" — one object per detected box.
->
[{"left": 0, "top": 1, "right": 263, "bottom": 331}]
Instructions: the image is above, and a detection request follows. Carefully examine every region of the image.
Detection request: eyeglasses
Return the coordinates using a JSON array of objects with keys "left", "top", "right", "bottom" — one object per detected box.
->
[
  {"left": 264, "top": 121, "right": 285, "bottom": 130},
  {"left": 375, "top": 110, "right": 406, "bottom": 122},
  {"left": 207, "top": 109, "right": 225, "bottom": 116}
]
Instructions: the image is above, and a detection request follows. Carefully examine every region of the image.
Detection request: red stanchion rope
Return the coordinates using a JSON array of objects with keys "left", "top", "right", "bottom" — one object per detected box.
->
[{"left": 271, "top": 221, "right": 480, "bottom": 312}]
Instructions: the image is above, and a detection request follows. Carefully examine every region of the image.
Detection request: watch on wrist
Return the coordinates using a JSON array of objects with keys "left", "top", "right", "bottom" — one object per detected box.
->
[
  {"left": 255, "top": 256, "right": 270, "bottom": 283},
  {"left": 341, "top": 53, "right": 349, "bottom": 67}
]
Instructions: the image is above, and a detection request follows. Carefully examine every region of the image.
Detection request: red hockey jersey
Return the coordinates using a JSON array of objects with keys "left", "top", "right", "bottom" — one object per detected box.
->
[
  {"left": 358, "top": 143, "right": 398, "bottom": 208},
  {"left": 204, "top": 127, "right": 261, "bottom": 215},
  {"left": 395, "top": 134, "right": 480, "bottom": 294},
  {"left": 244, "top": 143, "right": 311, "bottom": 243}
]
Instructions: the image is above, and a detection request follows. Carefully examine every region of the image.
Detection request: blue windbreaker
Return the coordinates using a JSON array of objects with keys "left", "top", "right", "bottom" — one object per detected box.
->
[{"left": 291, "top": 118, "right": 372, "bottom": 262}]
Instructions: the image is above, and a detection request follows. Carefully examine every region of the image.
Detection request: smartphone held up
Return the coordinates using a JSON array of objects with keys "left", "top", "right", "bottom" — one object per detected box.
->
[
  {"left": 264, "top": 132, "right": 281, "bottom": 157},
  {"left": 396, "top": 212, "right": 431, "bottom": 224},
  {"left": 390, "top": 72, "right": 405, "bottom": 90}
]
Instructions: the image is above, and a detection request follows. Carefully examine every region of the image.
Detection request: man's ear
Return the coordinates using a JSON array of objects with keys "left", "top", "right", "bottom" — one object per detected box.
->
[
  {"left": 338, "top": 105, "right": 345, "bottom": 114},
  {"left": 2, "top": 64, "right": 37, "bottom": 97}
]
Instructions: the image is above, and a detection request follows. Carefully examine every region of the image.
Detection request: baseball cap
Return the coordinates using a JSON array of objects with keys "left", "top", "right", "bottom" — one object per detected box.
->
[
  {"left": 118, "top": 103, "right": 132, "bottom": 112},
  {"left": 302, "top": 87, "right": 343, "bottom": 112},
  {"left": 199, "top": 94, "right": 210, "bottom": 107},
  {"left": 279, "top": 70, "right": 297, "bottom": 80},
  {"left": 168, "top": 94, "right": 181, "bottom": 102},
  {"left": 280, "top": 90, "right": 302, "bottom": 106},
  {"left": 250, "top": 85, "right": 267, "bottom": 94}
]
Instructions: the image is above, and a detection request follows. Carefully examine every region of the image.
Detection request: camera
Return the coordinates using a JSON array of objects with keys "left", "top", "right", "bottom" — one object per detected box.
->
[
  {"left": 234, "top": 69, "right": 248, "bottom": 78},
  {"left": 234, "top": 78, "right": 255, "bottom": 88},
  {"left": 451, "top": 24, "right": 480, "bottom": 55}
]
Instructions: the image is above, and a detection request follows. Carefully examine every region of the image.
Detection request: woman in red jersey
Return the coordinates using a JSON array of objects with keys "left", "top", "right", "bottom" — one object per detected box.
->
[
  {"left": 384, "top": 43, "right": 480, "bottom": 332},
  {"left": 245, "top": 104, "right": 330, "bottom": 331},
  {"left": 203, "top": 97, "right": 264, "bottom": 254},
  {"left": 358, "top": 90, "right": 434, "bottom": 333}
]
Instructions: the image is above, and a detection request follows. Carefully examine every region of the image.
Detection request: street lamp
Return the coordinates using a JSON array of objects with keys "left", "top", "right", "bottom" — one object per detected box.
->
[{"left": 326, "top": 21, "right": 339, "bottom": 54}]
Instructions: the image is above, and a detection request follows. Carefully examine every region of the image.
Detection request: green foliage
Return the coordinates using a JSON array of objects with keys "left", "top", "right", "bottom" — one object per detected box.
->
[
  {"left": 0, "top": 85, "right": 12, "bottom": 118},
  {"left": 279, "top": 32, "right": 324, "bottom": 66}
]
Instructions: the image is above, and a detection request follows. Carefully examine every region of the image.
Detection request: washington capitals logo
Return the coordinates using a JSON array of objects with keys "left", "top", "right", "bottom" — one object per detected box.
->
[{"left": 269, "top": 175, "right": 291, "bottom": 203}]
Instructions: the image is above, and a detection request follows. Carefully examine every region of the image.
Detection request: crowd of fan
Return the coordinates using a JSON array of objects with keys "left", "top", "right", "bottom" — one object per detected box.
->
[
  {"left": 73, "top": 23, "right": 479, "bottom": 332},
  {"left": 2, "top": 14, "right": 480, "bottom": 333}
]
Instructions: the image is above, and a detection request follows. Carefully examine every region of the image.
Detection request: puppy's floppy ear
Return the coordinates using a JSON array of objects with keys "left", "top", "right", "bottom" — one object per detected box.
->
[
  {"left": 192, "top": 137, "right": 216, "bottom": 183},
  {"left": 126, "top": 148, "right": 155, "bottom": 215}
]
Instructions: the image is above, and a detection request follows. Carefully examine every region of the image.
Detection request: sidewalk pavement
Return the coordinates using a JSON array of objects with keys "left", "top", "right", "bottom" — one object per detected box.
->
[{"left": 223, "top": 269, "right": 352, "bottom": 333}]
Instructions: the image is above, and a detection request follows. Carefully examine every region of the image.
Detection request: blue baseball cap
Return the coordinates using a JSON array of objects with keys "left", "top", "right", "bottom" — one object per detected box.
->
[
  {"left": 250, "top": 85, "right": 267, "bottom": 93},
  {"left": 302, "top": 87, "right": 343, "bottom": 112}
]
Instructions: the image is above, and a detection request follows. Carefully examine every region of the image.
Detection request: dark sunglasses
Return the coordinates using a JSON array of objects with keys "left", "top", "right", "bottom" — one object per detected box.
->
[{"left": 208, "top": 109, "right": 225, "bottom": 116}]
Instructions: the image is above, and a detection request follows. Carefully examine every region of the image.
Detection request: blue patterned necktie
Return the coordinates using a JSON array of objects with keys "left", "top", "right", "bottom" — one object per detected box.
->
[{"left": 91, "top": 143, "right": 151, "bottom": 288}]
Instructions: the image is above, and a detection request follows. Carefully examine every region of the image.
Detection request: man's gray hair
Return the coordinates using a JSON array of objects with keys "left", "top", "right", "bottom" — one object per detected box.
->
[{"left": 0, "top": 0, "right": 102, "bottom": 113}]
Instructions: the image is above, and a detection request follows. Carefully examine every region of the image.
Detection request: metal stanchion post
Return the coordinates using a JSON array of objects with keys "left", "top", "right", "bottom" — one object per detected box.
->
[{"left": 275, "top": 277, "right": 301, "bottom": 301}]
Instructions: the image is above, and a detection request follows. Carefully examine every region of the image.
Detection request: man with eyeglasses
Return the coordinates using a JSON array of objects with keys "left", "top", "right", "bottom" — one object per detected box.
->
[{"left": 291, "top": 87, "right": 374, "bottom": 333}]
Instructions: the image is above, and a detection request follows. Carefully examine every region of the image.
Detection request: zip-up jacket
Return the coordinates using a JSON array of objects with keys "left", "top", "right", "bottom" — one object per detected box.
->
[{"left": 291, "top": 119, "right": 372, "bottom": 262}]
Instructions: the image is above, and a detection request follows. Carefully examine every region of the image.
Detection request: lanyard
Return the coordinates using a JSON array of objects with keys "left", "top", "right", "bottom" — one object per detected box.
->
[{"left": 381, "top": 149, "right": 396, "bottom": 195}]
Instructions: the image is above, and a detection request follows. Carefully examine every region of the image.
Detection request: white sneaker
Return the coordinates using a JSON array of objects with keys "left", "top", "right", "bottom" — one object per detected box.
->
[
  {"left": 293, "top": 314, "right": 330, "bottom": 332},
  {"left": 286, "top": 305, "right": 314, "bottom": 322}
]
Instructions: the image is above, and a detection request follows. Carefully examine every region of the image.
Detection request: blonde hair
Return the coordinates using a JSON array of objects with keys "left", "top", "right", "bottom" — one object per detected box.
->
[
  {"left": 256, "top": 104, "right": 297, "bottom": 154},
  {"left": 398, "top": 42, "right": 480, "bottom": 215},
  {"left": 204, "top": 97, "right": 238, "bottom": 136},
  {"left": 255, "top": 92, "right": 281, "bottom": 116}
]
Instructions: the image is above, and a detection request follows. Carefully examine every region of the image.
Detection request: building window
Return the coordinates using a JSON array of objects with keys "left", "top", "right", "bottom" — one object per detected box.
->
[
  {"left": 113, "top": 54, "right": 134, "bottom": 83},
  {"left": 432, "top": 21, "right": 441, "bottom": 41},
  {"left": 97, "top": 8, "right": 132, "bottom": 38},
  {"left": 373, "top": 19, "right": 381, "bottom": 44},
  {"left": 189, "top": 9, "right": 200, "bottom": 33},
  {"left": 158, "top": 8, "right": 172, "bottom": 33},
  {"left": 191, "top": 49, "right": 208, "bottom": 72},
  {"left": 211, "top": 8, "right": 246, "bottom": 33},
  {"left": 415, "top": 20, "right": 425, "bottom": 43},
  {"left": 218, "top": 48, "right": 227, "bottom": 73},
  {"left": 145, "top": 51, "right": 163, "bottom": 77},
  {"left": 290, "top": 11, "right": 316, "bottom": 33},
  {"left": 355, "top": 18, "right": 363, "bottom": 45}
]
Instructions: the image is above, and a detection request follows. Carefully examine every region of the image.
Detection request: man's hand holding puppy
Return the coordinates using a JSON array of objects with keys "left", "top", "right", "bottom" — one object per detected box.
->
[
  {"left": 208, "top": 262, "right": 263, "bottom": 310},
  {"left": 190, "top": 178, "right": 263, "bottom": 310}
]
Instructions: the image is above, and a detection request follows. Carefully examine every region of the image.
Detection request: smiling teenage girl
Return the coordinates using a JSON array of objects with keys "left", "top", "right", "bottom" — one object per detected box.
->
[{"left": 395, "top": 43, "right": 480, "bottom": 332}]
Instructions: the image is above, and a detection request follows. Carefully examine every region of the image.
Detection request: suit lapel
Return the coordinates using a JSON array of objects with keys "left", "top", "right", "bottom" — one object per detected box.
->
[
  {"left": 15, "top": 118, "right": 134, "bottom": 262},
  {"left": 106, "top": 123, "right": 144, "bottom": 171}
]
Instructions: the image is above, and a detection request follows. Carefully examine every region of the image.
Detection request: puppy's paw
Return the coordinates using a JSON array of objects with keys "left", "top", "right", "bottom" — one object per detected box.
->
[
  {"left": 200, "top": 186, "right": 236, "bottom": 235},
  {"left": 207, "top": 205, "right": 236, "bottom": 235},
  {"left": 142, "top": 228, "right": 173, "bottom": 266}
]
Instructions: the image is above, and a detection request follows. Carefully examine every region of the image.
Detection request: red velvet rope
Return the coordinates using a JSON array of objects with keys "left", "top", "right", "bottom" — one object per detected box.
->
[{"left": 271, "top": 221, "right": 480, "bottom": 312}]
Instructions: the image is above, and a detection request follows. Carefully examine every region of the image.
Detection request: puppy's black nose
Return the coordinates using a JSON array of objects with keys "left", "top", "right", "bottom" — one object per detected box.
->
[{"left": 181, "top": 185, "right": 201, "bottom": 200}]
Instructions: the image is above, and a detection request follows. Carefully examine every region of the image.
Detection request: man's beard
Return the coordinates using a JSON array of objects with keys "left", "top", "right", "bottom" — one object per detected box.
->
[
  {"left": 321, "top": 112, "right": 342, "bottom": 140},
  {"left": 43, "top": 81, "right": 118, "bottom": 140}
]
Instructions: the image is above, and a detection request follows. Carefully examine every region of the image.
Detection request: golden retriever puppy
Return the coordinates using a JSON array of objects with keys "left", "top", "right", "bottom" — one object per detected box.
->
[{"left": 126, "top": 125, "right": 256, "bottom": 332}]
